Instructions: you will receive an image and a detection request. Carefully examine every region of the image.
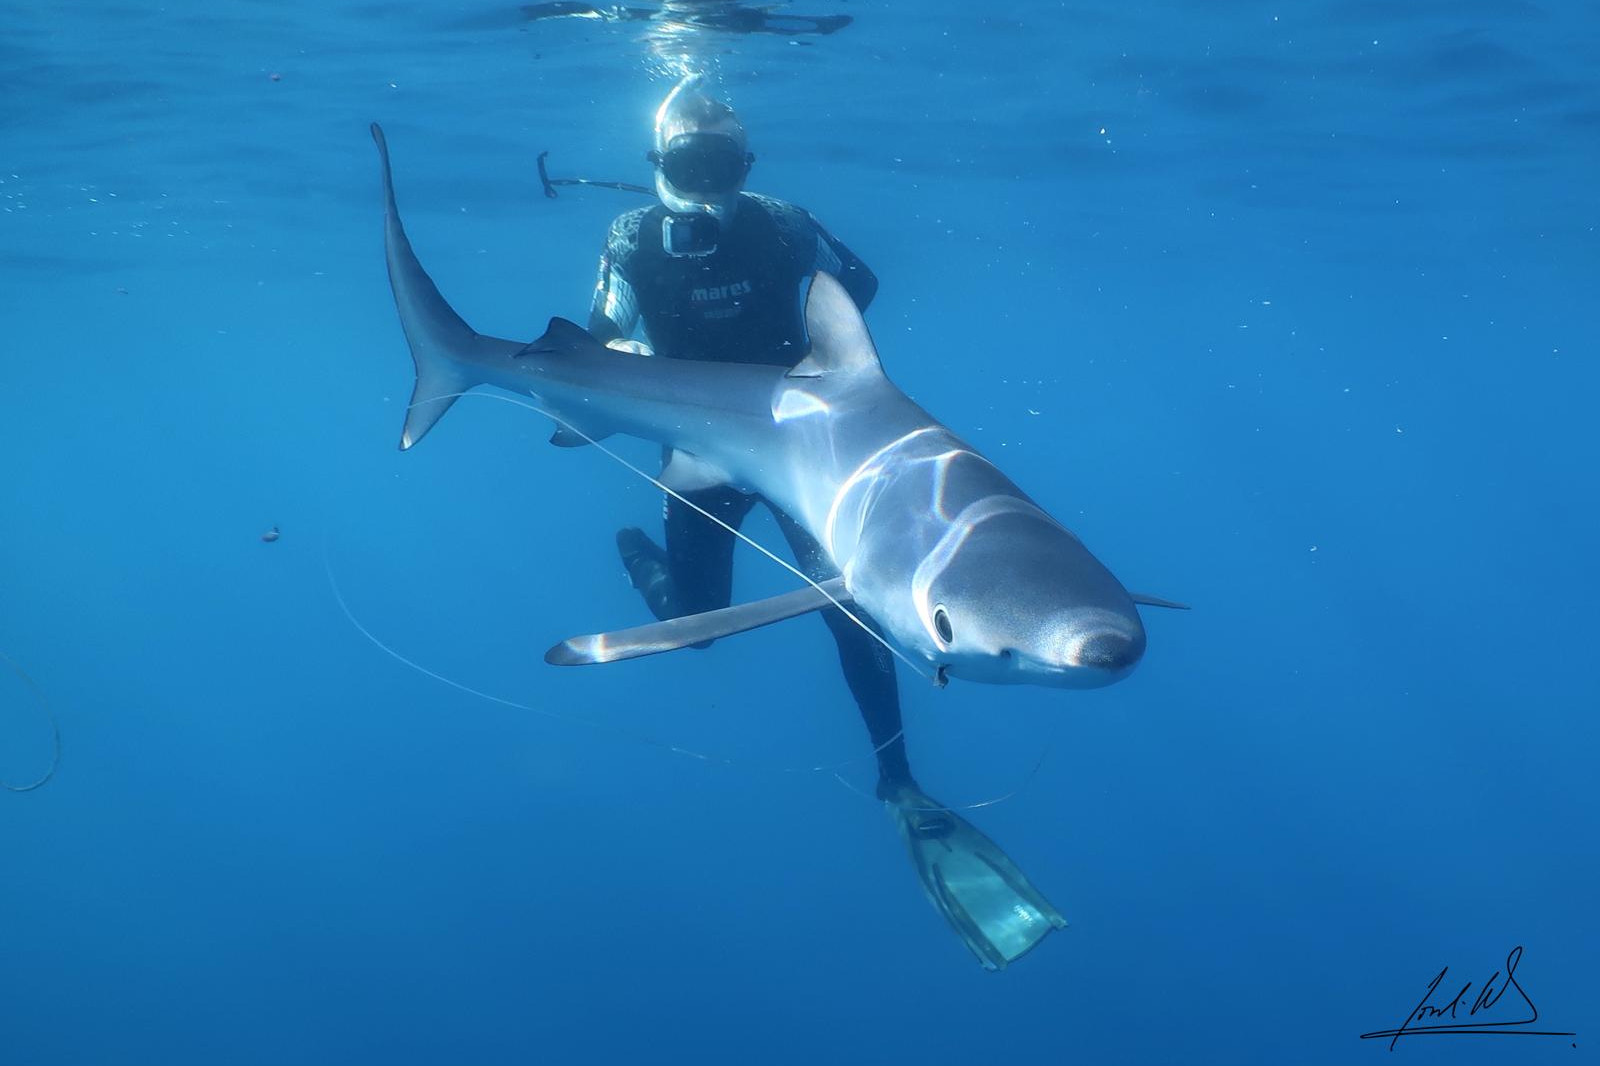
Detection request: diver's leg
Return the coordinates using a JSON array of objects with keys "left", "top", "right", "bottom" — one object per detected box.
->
[
  {"left": 664, "top": 486, "right": 756, "bottom": 616},
  {"left": 617, "top": 486, "right": 755, "bottom": 625},
  {"left": 767, "top": 507, "right": 1065, "bottom": 971},
  {"left": 770, "top": 508, "right": 911, "bottom": 791}
]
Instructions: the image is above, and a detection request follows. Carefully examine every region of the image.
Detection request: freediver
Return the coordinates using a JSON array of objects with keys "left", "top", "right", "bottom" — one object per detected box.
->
[
  {"left": 585, "top": 77, "right": 1067, "bottom": 970},
  {"left": 521, "top": 1, "right": 852, "bottom": 37}
]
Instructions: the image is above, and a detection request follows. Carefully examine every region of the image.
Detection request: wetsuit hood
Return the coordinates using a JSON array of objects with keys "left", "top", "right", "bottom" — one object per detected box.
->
[{"left": 652, "top": 75, "right": 750, "bottom": 221}]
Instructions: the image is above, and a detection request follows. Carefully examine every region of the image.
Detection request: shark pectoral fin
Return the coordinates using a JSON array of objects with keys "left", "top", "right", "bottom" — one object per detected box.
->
[
  {"left": 545, "top": 577, "right": 850, "bottom": 666},
  {"left": 1131, "top": 592, "right": 1190, "bottom": 610}
]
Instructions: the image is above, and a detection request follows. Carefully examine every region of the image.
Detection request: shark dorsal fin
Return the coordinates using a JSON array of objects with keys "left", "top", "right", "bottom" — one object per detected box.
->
[{"left": 788, "top": 272, "right": 883, "bottom": 379}]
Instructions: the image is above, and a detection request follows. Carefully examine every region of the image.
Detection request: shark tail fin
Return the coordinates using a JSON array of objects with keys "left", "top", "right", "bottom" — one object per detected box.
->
[
  {"left": 400, "top": 355, "right": 474, "bottom": 451},
  {"left": 372, "top": 122, "right": 485, "bottom": 451}
]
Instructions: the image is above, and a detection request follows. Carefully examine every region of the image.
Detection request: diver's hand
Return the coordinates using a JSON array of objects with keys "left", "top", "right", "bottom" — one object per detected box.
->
[{"left": 606, "top": 338, "right": 654, "bottom": 357}]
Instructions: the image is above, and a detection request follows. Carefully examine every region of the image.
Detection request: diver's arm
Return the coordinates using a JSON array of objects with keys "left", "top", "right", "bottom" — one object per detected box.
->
[
  {"left": 587, "top": 303, "right": 625, "bottom": 344},
  {"left": 814, "top": 225, "right": 878, "bottom": 312},
  {"left": 760, "top": 196, "right": 878, "bottom": 312},
  {"left": 587, "top": 218, "right": 642, "bottom": 342}
]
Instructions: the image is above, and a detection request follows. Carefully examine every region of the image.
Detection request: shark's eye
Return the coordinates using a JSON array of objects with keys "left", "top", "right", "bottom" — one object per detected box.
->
[{"left": 932, "top": 604, "right": 954, "bottom": 646}]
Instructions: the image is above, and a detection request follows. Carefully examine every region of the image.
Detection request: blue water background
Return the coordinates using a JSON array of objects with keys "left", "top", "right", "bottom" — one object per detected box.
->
[{"left": 3, "top": 1, "right": 1596, "bottom": 1063}]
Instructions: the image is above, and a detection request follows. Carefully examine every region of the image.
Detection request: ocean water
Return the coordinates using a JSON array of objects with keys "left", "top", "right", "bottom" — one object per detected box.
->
[{"left": 2, "top": 1, "right": 1596, "bottom": 1063}]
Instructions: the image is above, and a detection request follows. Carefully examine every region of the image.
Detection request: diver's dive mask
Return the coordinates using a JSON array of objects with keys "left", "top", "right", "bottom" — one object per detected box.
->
[{"left": 648, "top": 133, "right": 754, "bottom": 198}]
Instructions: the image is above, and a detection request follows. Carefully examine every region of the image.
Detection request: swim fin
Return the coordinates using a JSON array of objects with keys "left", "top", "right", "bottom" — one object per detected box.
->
[
  {"left": 883, "top": 782, "right": 1067, "bottom": 970},
  {"left": 616, "top": 526, "right": 677, "bottom": 623}
]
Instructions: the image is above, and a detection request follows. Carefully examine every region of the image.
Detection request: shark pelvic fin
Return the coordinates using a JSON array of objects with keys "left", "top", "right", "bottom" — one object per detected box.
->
[
  {"left": 546, "top": 577, "right": 851, "bottom": 665},
  {"left": 547, "top": 420, "right": 619, "bottom": 447},
  {"left": 788, "top": 271, "right": 883, "bottom": 379},
  {"left": 548, "top": 426, "right": 588, "bottom": 447}
]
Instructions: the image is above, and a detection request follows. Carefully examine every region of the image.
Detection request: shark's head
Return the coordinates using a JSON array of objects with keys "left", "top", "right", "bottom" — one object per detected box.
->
[
  {"left": 793, "top": 271, "right": 1152, "bottom": 691},
  {"left": 910, "top": 504, "right": 1146, "bottom": 689}
]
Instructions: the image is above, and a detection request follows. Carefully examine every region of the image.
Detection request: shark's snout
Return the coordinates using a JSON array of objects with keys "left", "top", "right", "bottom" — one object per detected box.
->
[
  {"left": 1067, "top": 628, "right": 1145, "bottom": 674},
  {"left": 1047, "top": 608, "right": 1146, "bottom": 687}
]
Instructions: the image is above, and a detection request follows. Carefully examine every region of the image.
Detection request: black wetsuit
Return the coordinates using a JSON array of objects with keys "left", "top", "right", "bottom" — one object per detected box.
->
[{"left": 589, "top": 193, "right": 910, "bottom": 787}]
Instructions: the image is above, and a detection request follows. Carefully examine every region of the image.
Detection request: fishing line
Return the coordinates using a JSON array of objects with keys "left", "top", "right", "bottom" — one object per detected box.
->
[
  {"left": 828, "top": 741, "right": 1053, "bottom": 813},
  {"left": 330, "top": 537, "right": 1029, "bottom": 812},
  {"left": 323, "top": 539, "right": 907, "bottom": 780},
  {"left": 331, "top": 389, "right": 1041, "bottom": 810},
  {"left": 487, "top": 396, "right": 1050, "bottom": 813},
  {"left": 436, "top": 389, "right": 939, "bottom": 686},
  {"left": 1, "top": 651, "right": 61, "bottom": 792}
]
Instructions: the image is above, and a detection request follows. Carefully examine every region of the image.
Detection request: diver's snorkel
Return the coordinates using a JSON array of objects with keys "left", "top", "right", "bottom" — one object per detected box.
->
[
  {"left": 538, "top": 75, "right": 753, "bottom": 259},
  {"left": 535, "top": 152, "right": 653, "bottom": 199},
  {"left": 535, "top": 149, "right": 734, "bottom": 257}
]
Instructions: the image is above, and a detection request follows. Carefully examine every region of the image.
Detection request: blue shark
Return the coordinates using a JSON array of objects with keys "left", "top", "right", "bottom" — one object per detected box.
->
[{"left": 373, "top": 124, "right": 1178, "bottom": 689}]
